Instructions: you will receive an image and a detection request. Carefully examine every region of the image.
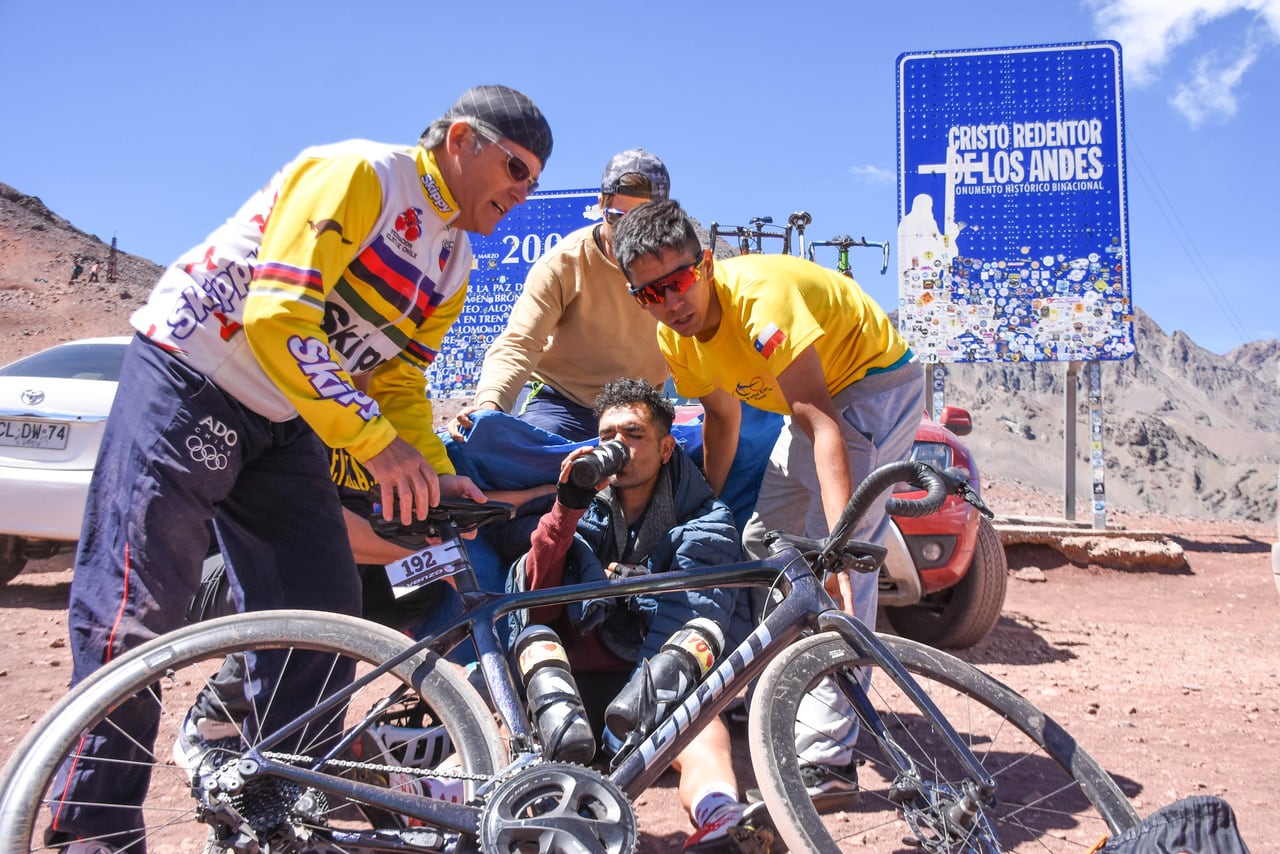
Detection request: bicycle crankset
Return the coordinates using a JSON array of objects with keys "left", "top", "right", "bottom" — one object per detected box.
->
[{"left": 478, "top": 762, "right": 637, "bottom": 854}]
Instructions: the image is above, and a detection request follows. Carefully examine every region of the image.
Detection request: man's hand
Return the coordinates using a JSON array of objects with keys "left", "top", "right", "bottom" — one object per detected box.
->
[
  {"left": 825, "top": 571, "right": 857, "bottom": 616},
  {"left": 362, "top": 437, "right": 439, "bottom": 524},
  {"left": 439, "top": 473, "right": 486, "bottom": 502},
  {"left": 438, "top": 474, "right": 487, "bottom": 539},
  {"left": 606, "top": 562, "right": 650, "bottom": 579},
  {"left": 446, "top": 401, "right": 500, "bottom": 441},
  {"left": 555, "top": 445, "right": 602, "bottom": 510}
]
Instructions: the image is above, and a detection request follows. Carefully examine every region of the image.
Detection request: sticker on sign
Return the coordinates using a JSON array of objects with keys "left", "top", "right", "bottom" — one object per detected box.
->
[{"left": 0, "top": 418, "right": 70, "bottom": 450}]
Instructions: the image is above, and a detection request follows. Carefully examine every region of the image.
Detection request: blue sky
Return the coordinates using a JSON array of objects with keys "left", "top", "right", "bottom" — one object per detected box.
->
[{"left": 1, "top": 0, "right": 1276, "bottom": 355}]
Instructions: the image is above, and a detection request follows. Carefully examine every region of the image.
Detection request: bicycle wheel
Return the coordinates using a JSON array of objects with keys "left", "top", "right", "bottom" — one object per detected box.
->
[
  {"left": 0, "top": 610, "right": 506, "bottom": 853},
  {"left": 749, "top": 631, "right": 1138, "bottom": 853}
]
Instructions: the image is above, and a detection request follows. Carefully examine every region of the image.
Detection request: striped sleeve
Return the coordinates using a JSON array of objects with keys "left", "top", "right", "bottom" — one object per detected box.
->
[
  {"left": 242, "top": 154, "right": 396, "bottom": 458},
  {"left": 366, "top": 285, "right": 469, "bottom": 474}
]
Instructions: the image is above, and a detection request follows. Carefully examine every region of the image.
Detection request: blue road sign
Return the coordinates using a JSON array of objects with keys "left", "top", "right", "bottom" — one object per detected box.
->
[
  {"left": 897, "top": 41, "right": 1132, "bottom": 364},
  {"left": 426, "top": 189, "right": 599, "bottom": 398}
]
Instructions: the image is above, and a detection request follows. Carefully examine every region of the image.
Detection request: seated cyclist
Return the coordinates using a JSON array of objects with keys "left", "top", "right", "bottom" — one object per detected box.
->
[{"left": 510, "top": 378, "right": 769, "bottom": 853}]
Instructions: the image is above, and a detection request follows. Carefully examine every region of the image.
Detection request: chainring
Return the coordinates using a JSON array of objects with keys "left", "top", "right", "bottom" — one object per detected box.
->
[{"left": 479, "top": 762, "right": 637, "bottom": 854}]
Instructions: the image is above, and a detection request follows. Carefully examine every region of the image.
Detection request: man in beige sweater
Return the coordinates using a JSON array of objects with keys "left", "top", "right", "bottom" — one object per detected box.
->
[{"left": 449, "top": 149, "right": 672, "bottom": 442}]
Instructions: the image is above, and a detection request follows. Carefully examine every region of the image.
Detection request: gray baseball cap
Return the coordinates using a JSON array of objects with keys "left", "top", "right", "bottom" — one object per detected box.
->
[
  {"left": 443, "top": 84, "right": 553, "bottom": 168},
  {"left": 600, "top": 149, "right": 670, "bottom": 200}
]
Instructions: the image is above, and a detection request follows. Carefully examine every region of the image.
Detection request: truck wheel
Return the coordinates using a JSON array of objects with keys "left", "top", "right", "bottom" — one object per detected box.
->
[
  {"left": 0, "top": 536, "right": 27, "bottom": 587},
  {"left": 885, "top": 517, "right": 1008, "bottom": 649}
]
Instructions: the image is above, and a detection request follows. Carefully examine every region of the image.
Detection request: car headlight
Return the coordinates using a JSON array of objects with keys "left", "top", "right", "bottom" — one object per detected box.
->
[{"left": 910, "top": 441, "right": 952, "bottom": 472}]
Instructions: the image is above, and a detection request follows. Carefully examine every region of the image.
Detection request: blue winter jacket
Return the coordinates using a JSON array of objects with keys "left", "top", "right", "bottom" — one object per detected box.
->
[
  {"left": 444, "top": 411, "right": 744, "bottom": 663},
  {"left": 562, "top": 447, "right": 744, "bottom": 663}
]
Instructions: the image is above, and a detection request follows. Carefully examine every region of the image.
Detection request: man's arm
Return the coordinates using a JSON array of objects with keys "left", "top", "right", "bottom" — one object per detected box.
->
[
  {"left": 449, "top": 262, "right": 567, "bottom": 438},
  {"left": 698, "top": 389, "right": 742, "bottom": 497},
  {"left": 775, "top": 344, "right": 856, "bottom": 612},
  {"left": 243, "top": 154, "right": 392, "bottom": 458},
  {"left": 472, "top": 262, "right": 567, "bottom": 412},
  {"left": 521, "top": 445, "right": 601, "bottom": 623}
]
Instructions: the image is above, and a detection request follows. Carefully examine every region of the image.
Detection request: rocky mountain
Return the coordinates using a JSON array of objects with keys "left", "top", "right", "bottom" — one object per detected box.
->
[
  {"left": 2, "top": 181, "right": 1275, "bottom": 522},
  {"left": 0, "top": 182, "right": 161, "bottom": 349},
  {"left": 931, "top": 310, "right": 1279, "bottom": 522}
]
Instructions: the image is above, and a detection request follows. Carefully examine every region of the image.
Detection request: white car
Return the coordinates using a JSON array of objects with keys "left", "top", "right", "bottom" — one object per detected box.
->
[{"left": 0, "top": 336, "right": 131, "bottom": 584}]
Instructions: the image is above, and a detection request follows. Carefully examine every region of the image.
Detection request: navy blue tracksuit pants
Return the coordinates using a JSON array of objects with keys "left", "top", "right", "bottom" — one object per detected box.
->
[{"left": 48, "top": 334, "right": 360, "bottom": 845}]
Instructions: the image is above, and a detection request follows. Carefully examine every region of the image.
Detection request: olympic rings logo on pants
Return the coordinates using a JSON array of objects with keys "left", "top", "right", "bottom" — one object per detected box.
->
[{"left": 187, "top": 435, "right": 229, "bottom": 471}]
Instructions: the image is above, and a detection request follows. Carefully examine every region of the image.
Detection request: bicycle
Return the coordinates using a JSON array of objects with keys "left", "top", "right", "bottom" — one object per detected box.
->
[
  {"left": 0, "top": 461, "right": 1139, "bottom": 853},
  {"left": 708, "top": 215, "right": 794, "bottom": 257},
  {"left": 807, "top": 234, "right": 891, "bottom": 276}
]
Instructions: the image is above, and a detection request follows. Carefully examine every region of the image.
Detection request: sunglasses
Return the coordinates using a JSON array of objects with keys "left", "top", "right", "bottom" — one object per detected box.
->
[
  {"left": 475, "top": 127, "right": 539, "bottom": 192},
  {"left": 628, "top": 255, "right": 702, "bottom": 306},
  {"left": 602, "top": 207, "right": 628, "bottom": 226}
]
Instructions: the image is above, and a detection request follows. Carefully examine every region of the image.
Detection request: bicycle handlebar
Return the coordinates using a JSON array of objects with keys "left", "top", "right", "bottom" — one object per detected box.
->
[
  {"left": 807, "top": 234, "right": 892, "bottom": 275},
  {"left": 814, "top": 461, "right": 948, "bottom": 575},
  {"left": 708, "top": 221, "right": 792, "bottom": 256}
]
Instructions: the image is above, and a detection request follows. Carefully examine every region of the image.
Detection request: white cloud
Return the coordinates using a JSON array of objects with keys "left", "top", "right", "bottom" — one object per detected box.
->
[
  {"left": 1088, "top": 0, "right": 1280, "bottom": 123},
  {"left": 1089, "top": 0, "right": 1279, "bottom": 82},
  {"left": 849, "top": 164, "right": 894, "bottom": 183},
  {"left": 1169, "top": 40, "right": 1261, "bottom": 124}
]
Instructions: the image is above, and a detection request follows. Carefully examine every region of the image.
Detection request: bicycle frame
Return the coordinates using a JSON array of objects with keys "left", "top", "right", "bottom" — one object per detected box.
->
[{"left": 231, "top": 526, "right": 996, "bottom": 836}]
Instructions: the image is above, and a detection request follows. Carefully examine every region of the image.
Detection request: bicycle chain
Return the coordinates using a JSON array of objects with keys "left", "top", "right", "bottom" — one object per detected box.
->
[{"left": 259, "top": 751, "right": 489, "bottom": 782}]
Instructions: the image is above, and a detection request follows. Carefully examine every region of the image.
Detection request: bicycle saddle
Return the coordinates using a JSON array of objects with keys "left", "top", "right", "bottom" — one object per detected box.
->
[{"left": 369, "top": 496, "right": 516, "bottom": 547}]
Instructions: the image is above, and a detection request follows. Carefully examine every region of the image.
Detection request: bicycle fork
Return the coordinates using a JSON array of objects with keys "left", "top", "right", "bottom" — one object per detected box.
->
[{"left": 815, "top": 607, "right": 998, "bottom": 843}]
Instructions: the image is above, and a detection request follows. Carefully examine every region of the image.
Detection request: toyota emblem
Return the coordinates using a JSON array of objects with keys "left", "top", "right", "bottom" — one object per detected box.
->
[{"left": 20, "top": 389, "right": 45, "bottom": 405}]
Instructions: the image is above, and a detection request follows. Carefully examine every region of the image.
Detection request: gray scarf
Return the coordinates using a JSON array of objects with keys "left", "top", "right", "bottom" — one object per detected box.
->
[{"left": 600, "top": 462, "right": 677, "bottom": 566}]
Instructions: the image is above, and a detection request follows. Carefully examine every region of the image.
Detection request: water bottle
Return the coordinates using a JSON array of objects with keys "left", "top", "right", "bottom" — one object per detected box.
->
[
  {"left": 568, "top": 438, "right": 630, "bottom": 488},
  {"left": 512, "top": 625, "right": 596, "bottom": 763},
  {"left": 604, "top": 617, "right": 724, "bottom": 740}
]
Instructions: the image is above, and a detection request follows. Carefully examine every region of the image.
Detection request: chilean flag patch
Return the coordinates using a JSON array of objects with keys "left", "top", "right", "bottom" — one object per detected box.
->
[{"left": 754, "top": 323, "right": 786, "bottom": 358}]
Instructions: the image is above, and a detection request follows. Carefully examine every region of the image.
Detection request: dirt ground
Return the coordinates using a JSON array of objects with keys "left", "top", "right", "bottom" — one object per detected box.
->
[{"left": 0, "top": 489, "right": 1276, "bottom": 851}]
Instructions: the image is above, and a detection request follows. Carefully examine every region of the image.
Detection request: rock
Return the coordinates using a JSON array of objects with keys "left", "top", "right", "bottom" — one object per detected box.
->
[
  {"left": 1057, "top": 535, "right": 1187, "bottom": 570},
  {"left": 1014, "top": 566, "right": 1047, "bottom": 582}
]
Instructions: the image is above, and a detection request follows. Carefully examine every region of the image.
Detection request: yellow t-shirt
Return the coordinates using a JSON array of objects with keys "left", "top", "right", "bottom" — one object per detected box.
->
[{"left": 660, "top": 254, "right": 909, "bottom": 414}]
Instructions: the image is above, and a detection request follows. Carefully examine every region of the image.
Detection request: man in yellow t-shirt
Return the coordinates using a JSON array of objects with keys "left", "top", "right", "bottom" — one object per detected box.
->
[{"left": 612, "top": 198, "right": 924, "bottom": 795}]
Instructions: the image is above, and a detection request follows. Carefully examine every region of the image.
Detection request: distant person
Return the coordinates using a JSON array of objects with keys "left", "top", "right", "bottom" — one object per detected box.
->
[
  {"left": 68, "top": 261, "right": 83, "bottom": 284},
  {"left": 612, "top": 199, "right": 924, "bottom": 797},
  {"left": 449, "top": 149, "right": 672, "bottom": 442},
  {"left": 46, "top": 83, "right": 553, "bottom": 853},
  {"left": 87, "top": 261, "right": 100, "bottom": 282}
]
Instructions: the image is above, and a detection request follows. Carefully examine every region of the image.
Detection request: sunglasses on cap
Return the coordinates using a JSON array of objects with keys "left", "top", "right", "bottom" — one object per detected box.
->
[
  {"left": 474, "top": 126, "right": 539, "bottom": 193},
  {"left": 628, "top": 255, "right": 702, "bottom": 306}
]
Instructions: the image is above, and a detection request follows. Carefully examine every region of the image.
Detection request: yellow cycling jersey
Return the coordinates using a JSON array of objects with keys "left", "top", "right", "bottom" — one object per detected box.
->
[
  {"left": 661, "top": 254, "right": 910, "bottom": 414},
  {"left": 131, "top": 141, "right": 470, "bottom": 471}
]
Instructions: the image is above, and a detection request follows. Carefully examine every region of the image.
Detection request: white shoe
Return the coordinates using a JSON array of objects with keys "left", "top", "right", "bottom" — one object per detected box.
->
[
  {"left": 799, "top": 760, "right": 859, "bottom": 797},
  {"left": 172, "top": 713, "right": 242, "bottom": 782}
]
